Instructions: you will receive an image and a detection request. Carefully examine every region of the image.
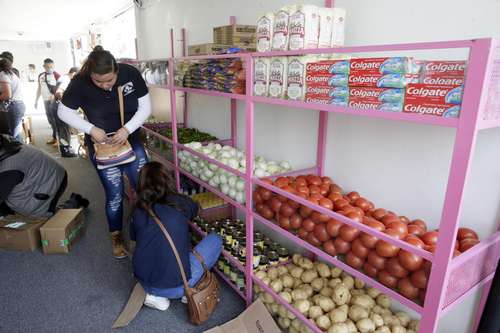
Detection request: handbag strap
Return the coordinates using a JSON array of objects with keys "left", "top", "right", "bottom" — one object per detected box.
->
[
  {"left": 117, "top": 86, "right": 125, "bottom": 126},
  {"left": 147, "top": 208, "right": 203, "bottom": 296}
]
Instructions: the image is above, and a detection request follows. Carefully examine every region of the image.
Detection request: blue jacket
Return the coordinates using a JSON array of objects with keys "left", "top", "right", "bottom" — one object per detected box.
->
[{"left": 130, "top": 195, "right": 198, "bottom": 289}]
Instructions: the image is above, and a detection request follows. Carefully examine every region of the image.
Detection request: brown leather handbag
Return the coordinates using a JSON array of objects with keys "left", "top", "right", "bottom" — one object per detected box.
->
[{"left": 148, "top": 209, "right": 220, "bottom": 325}]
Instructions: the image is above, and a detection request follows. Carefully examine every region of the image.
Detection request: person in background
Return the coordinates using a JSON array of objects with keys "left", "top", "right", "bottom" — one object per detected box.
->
[
  {"left": 55, "top": 67, "right": 79, "bottom": 99},
  {"left": 0, "top": 52, "right": 19, "bottom": 77},
  {"left": 0, "top": 57, "right": 25, "bottom": 140},
  {"left": 28, "top": 64, "right": 36, "bottom": 82},
  {"left": 58, "top": 46, "right": 151, "bottom": 258},
  {"left": 35, "top": 58, "right": 75, "bottom": 157},
  {"left": 130, "top": 162, "right": 222, "bottom": 311}
]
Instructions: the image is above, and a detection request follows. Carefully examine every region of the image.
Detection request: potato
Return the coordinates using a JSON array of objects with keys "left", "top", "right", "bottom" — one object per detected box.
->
[
  {"left": 329, "top": 278, "right": 343, "bottom": 288},
  {"left": 320, "top": 286, "right": 334, "bottom": 297},
  {"left": 351, "top": 294, "right": 376, "bottom": 309},
  {"left": 382, "top": 315, "right": 400, "bottom": 326},
  {"left": 293, "top": 278, "right": 303, "bottom": 288},
  {"left": 338, "top": 304, "right": 349, "bottom": 313},
  {"left": 407, "top": 331, "right": 416, "bottom": 333},
  {"left": 370, "top": 313, "right": 384, "bottom": 328},
  {"left": 267, "top": 267, "right": 279, "bottom": 280},
  {"left": 292, "top": 288, "right": 308, "bottom": 301},
  {"left": 318, "top": 295, "right": 336, "bottom": 312},
  {"left": 391, "top": 325, "right": 406, "bottom": 333},
  {"left": 262, "top": 277, "right": 271, "bottom": 286},
  {"left": 299, "top": 323, "right": 314, "bottom": 333},
  {"left": 357, "top": 318, "right": 376, "bottom": 333},
  {"left": 270, "top": 303, "right": 279, "bottom": 315},
  {"left": 277, "top": 304, "right": 287, "bottom": 318},
  {"left": 354, "top": 278, "right": 365, "bottom": 289},
  {"left": 277, "top": 265, "right": 288, "bottom": 276},
  {"left": 291, "top": 318, "right": 302, "bottom": 330},
  {"left": 374, "top": 326, "right": 391, "bottom": 333},
  {"left": 371, "top": 305, "right": 384, "bottom": 315},
  {"left": 293, "top": 299, "right": 311, "bottom": 314},
  {"left": 289, "top": 327, "right": 299, "bottom": 333},
  {"left": 270, "top": 279, "right": 283, "bottom": 293},
  {"left": 376, "top": 294, "right": 391, "bottom": 308},
  {"left": 316, "top": 315, "right": 332, "bottom": 330},
  {"left": 253, "top": 285, "right": 261, "bottom": 293},
  {"left": 284, "top": 287, "right": 292, "bottom": 293},
  {"left": 312, "top": 294, "right": 323, "bottom": 305},
  {"left": 394, "top": 312, "right": 410, "bottom": 328},
  {"left": 279, "top": 291, "right": 292, "bottom": 304},
  {"left": 381, "top": 308, "right": 393, "bottom": 316},
  {"left": 301, "top": 270, "right": 318, "bottom": 283},
  {"left": 292, "top": 254, "right": 303, "bottom": 265},
  {"left": 308, "top": 305, "right": 324, "bottom": 319},
  {"left": 367, "top": 287, "right": 381, "bottom": 299},
  {"left": 350, "top": 289, "right": 365, "bottom": 296},
  {"left": 316, "top": 262, "right": 331, "bottom": 277},
  {"left": 346, "top": 319, "right": 358, "bottom": 333},
  {"left": 255, "top": 270, "right": 267, "bottom": 280},
  {"left": 328, "top": 323, "right": 349, "bottom": 333},
  {"left": 262, "top": 292, "right": 274, "bottom": 304},
  {"left": 299, "top": 257, "right": 314, "bottom": 270},
  {"left": 291, "top": 267, "right": 305, "bottom": 278},
  {"left": 332, "top": 283, "right": 351, "bottom": 305},
  {"left": 311, "top": 277, "right": 325, "bottom": 291},
  {"left": 302, "top": 284, "right": 314, "bottom": 298},
  {"left": 408, "top": 319, "right": 420, "bottom": 331},
  {"left": 277, "top": 317, "right": 290, "bottom": 329},
  {"left": 331, "top": 267, "right": 343, "bottom": 278},
  {"left": 348, "top": 304, "right": 369, "bottom": 322},
  {"left": 281, "top": 274, "right": 295, "bottom": 288},
  {"left": 287, "top": 309, "right": 296, "bottom": 320},
  {"left": 342, "top": 276, "right": 355, "bottom": 289},
  {"left": 329, "top": 308, "right": 348, "bottom": 323}
]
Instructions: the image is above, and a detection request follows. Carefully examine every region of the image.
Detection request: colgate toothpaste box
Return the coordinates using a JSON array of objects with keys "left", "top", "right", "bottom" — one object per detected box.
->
[
  {"left": 420, "top": 60, "right": 466, "bottom": 77},
  {"left": 348, "top": 98, "right": 403, "bottom": 112},
  {"left": 305, "top": 95, "right": 348, "bottom": 106},
  {"left": 348, "top": 73, "right": 419, "bottom": 88},
  {"left": 403, "top": 101, "right": 460, "bottom": 118},
  {"left": 306, "top": 73, "right": 349, "bottom": 87},
  {"left": 349, "top": 57, "right": 419, "bottom": 75},
  {"left": 405, "top": 83, "right": 463, "bottom": 105},
  {"left": 306, "top": 60, "right": 350, "bottom": 75},
  {"left": 348, "top": 87, "right": 405, "bottom": 104},
  {"left": 306, "top": 86, "right": 349, "bottom": 99},
  {"left": 420, "top": 74, "right": 464, "bottom": 87}
]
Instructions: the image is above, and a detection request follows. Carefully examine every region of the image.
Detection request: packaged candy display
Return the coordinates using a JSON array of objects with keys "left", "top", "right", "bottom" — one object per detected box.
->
[
  {"left": 269, "top": 57, "right": 288, "bottom": 98},
  {"left": 254, "top": 58, "right": 271, "bottom": 97},
  {"left": 181, "top": 58, "right": 245, "bottom": 94},
  {"left": 253, "top": 174, "right": 480, "bottom": 303},
  {"left": 288, "top": 5, "right": 319, "bottom": 50},
  {"left": 257, "top": 13, "right": 274, "bottom": 52}
]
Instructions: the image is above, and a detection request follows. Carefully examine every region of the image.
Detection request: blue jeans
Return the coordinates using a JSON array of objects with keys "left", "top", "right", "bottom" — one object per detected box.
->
[
  {"left": 142, "top": 233, "right": 222, "bottom": 299},
  {"left": 89, "top": 142, "right": 148, "bottom": 232},
  {"left": 6, "top": 101, "right": 25, "bottom": 141}
]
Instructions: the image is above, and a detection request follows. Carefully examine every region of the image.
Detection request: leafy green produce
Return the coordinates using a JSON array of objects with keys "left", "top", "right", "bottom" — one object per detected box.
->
[{"left": 159, "top": 127, "right": 218, "bottom": 144}]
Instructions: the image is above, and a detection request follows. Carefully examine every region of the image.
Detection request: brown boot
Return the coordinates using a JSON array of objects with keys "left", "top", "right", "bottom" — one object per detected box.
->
[{"left": 110, "top": 231, "right": 127, "bottom": 259}]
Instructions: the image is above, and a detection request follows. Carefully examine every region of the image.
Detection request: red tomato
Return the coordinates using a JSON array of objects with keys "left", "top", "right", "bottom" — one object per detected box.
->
[
  {"left": 309, "top": 185, "right": 321, "bottom": 195},
  {"left": 306, "top": 233, "right": 321, "bottom": 247},
  {"left": 278, "top": 216, "right": 291, "bottom": 230},
  {"left": 457, "top": 227, "right": 479, "bottom": 241},
  {"left": 411, "top": 219, "right": 428, "bottom": 232},
  {"left": 399, "top": 216, "right": 410, "bottom": 224},
  {"left": 346, "top": 251, "right": 365, "bottom": 269},
  {"left": 274, "top": 177, "right": 289, "bottom": 188},
  {"left": 319, "top": 197, "right": 334, "bottom": 210},
  {"left": 352, "top": 238, "right": 370, "bottom": 258},
  {"left": 354, "top": 197, "right": 370, "bottom": 211},
  {"left": 326, "top": 218, "right": 343, "bottom": 237},
  {"left": 302, "top": 218, "right": 316, "bottom": 232},
  {"left": 258, "top": 187, "right": 272, "bottom": 201},
  {"left": 367, "top": 251, "right": 386, "bottom": 270},
  {"left": 381, "top": 215, "right": 401, "bottom": 227},
  {"left": 404, "top": 235, "right": 426, "bottom": 249},
  {"left": 346, "top": 191, "right": 360, "bottom": 203},
  {"left": 328, "top": 192, "right": 343, "bottom": 202},
  {"left": 297, "top": 228, "right": 309, "bottom": 240},
  {"left": 295, "top": 178, "right": 307, "bottom": 187},
  {"left": 398, "top": 278, "right": 419, "bottom": 300},
  {"left": 323, "top": 239, "right": 337, "bottom": 256},
  {"left": 287, "top": 198, "right": 300, "bottom": 210},
  {"left": 372, "top": 208, "right": 388, "bottom": 221},
  {"left": 289, "top": 214, "right": 303, "bottom": 230},
  {"left": 253, "top": 191, "right": 262, "bottom": 204},
  {"left": 410, "top": 269, "right": 429, "bottom": 289},
  {"left": 363, "top": 262, "right": 379, "bottom": 278},
  {"left": 386, "top": 257, "right": 409, "bottom": 278},
  {"left": 313, "top": 224, "right": 330, "bottom": 242},
  {"left": 321, "top": 176, "right": 333, "bottom": 186},
  {"left": 334, "top": 237, "right": 351, "bottom": 254},
  {"left": 459, "top": 238, "right": 480, "bottom": 252},
  {"left": 279, "top": 203, "right": 294, "bottom": 218},
  {"left": 375, "top": 230, "right": 401, "bottom": 257},
  {"left": 407, "top": 224, "right": 425, "bottom": 237},
  {"left": 306, "top": 175, "right": 322, "bottom": 186},
  {"left": 334, "top": 198, "right": 350, "bottom": 211},
  {"left": 260, "top": 206, "right": 274, "bottom": 220},
  {"left": 386, "top": 221, "right": 408, "bottom": 238},
  {"left": 378, "top": 270, "right": 399, "bottom": 289},
  {"left": 339, "top": 225, "right": 360, "bottom": 242},
  {"left": 421, "top": 230, "right": 439, "bottom": 246},
  {"left": 269, "top": 197, "right": 282, "bottom": 212}
]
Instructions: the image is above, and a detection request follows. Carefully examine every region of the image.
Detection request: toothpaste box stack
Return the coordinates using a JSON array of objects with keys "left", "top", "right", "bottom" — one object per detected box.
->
[
  {"left": 304, "top": 59, "right": 350, "bottom": 105},
  {"left": 347, "top": 57, "right": 419, "bottom": 112},
  {"left": 403, "top": 61, "right": 466, "bottom": 118}
]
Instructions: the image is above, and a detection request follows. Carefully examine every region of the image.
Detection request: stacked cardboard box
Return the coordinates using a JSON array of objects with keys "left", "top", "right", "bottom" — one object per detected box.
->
[
  {"left": 0, "top": 214, "right": 47, "bottom": 251},
  {"left": 213, "top": 25, "right": 257, "bottom": 49},
  {"left": 40, "top": 208, "right": 85, "bottom": 254}
]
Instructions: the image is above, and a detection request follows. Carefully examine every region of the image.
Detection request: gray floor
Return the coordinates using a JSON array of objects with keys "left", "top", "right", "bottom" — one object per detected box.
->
[{"left": 0, "top": 116, "right": 245, "bottom": 333}]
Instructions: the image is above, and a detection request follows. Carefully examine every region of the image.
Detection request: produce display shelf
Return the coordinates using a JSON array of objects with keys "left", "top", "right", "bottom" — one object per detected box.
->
[
  {"left": 253, "top": 212, "right": 424, "bottom": 314},
  {"left": 173, "top": 86, "right": 246, "bottom": 100},
  {"left": 213, "top": 267, "right": 247, "bottom": 301},
  {"left": 253, "top": 275, "right": 322, "bottom": 333},
  {"left": 189, "top": 221, "right": 245, "bottom": 273},
  {"left": 179, "top": 168, "right": 246, "bottom": 212},
  {"left": 254, "top": 178, "right": 433, "bottom": 261},
  {"left": 176, "top": 53, "right": 250, "bottom": 61},
  {"left": 253, "top": 96, "right": 459, "bottom": 128}
]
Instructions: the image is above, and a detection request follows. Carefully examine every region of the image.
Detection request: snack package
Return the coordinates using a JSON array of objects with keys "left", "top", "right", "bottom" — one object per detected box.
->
[
  {"left": 257, "top": 13, "right": 274, "bottom": 52},
  {"left": 268, "top": 57, "right": 288, "bottom": 98},
  {"left": 288, "top": 5, "right": 319, "bottom": 50}
]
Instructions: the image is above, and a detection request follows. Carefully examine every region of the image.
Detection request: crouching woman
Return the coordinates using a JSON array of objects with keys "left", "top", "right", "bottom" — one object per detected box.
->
[{"left": 130, "top": 161, "right": 222, "bottom": 311}]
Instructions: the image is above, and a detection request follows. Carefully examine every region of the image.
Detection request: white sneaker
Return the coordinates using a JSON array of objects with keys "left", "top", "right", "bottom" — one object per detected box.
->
[
  {"left": 181, "top": 296, "right": 188, "bottom": 304},
  {"left": 144, "top": 294, "right": 170, "bottom": 311}
]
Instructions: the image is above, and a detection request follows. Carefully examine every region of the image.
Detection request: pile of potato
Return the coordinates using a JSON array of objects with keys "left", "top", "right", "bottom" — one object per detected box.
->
[{"left": 254, "top": 254, "right": 420, "bottom": 333}]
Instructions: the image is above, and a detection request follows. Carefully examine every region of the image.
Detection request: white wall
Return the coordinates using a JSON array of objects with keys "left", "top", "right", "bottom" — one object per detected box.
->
[
  {"left": 0, "top": 40, "right": 73, "bottom": 80},
  {"left": 135, "top": 1, "right": 500, "bottom": 332}
]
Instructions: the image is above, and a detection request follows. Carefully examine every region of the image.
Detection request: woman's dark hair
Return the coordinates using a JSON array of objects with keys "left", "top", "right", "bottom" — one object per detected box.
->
[
  {"left": 80, "top": 45, "right": 117, "bottom": 78},
  {"left": 136, "top": 161, "right": 189, "bottom": 213},
  {"left": 0, "top": 57, "right": 13, "bottom": 74}
]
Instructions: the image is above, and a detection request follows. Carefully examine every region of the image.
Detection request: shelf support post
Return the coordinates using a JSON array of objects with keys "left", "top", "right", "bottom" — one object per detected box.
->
[
  {"left": 316, "top": 111, "right": 328, "bottom": 177},
  {"left": 169, "top": 27, "right": 181, "bottom": 191},
  {"left": 419, "top": 38, "right": 495, "bottom": 333},
  {"left": 181, "top": 28, "right": 188, "bottom": 127}
]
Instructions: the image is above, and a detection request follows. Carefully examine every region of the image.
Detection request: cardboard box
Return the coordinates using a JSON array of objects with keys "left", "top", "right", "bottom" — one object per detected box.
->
[
  {"left": 188, "top": 43, "right": 232, "bottom": 56},
  {"left": 39, "top": 208, "right": 85, "bottom": 254},
  {"left": 203, "top": 299, "right": 280, "bottom": 333},
  {"left": 0, "top": 215, "right": 47, "bottom": 251},
  {"left": 213, "top": 25, "right": 257, "bottom": 45}
]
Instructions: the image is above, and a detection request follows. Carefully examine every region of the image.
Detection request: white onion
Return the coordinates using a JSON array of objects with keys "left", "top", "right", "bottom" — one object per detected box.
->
[
  {"left": 208, "top": 163, "right": 218, "bottom": 171},
  {"left": 228, "top": 176, "right": 237, "bottom": 188},
  {"left": 236, "top": 179, "right": 245, "bottom": 191},
  {"left": 221, "top": 184, "right": 230, "bottom": 194},
  {"left": 280, "top": 161, "right": 291, "bottom": 170},
  {"left": 235, "top": 191, "right": 245, "bottom": 203},
  {"left": 267, "top": 164, "right": 280, "bottom": 174},
  {"left": 228, "top": 158, "right": 239, "bottom": 170},
  {"left": 220, "top": 151, "right": 232, "bottom": 159},
  {"left": 228, "top": 189, "right": 237, "bottom": 199},
  {"left": 204, "top": 169, "right": 214, "bottom": 178},
  {"left": 219, "top": 174, "right": 228, "bottom": 185},
  {"left": 208, "top": 178, "right": 217, "bottom": 187},
  {"left": 255, "top": 168, "right": 266, "bottom": 178}
]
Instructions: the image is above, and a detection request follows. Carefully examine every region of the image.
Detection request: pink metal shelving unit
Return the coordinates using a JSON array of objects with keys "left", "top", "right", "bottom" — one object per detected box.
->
[{"left": 136, "top": 10, "right": 500, "bottom": 333}]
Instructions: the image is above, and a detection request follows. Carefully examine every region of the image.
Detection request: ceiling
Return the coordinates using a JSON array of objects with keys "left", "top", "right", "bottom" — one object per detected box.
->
[{"left": 0, "top": 0, "right": 133, "bottom": 41}]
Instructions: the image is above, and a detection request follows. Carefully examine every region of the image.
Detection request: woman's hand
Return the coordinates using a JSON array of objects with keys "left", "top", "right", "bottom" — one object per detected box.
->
[
  {"left": 110, "top": 127, "right": 129, "bottom": 145},
  {"left": 90, "top": 126, "right": 108, "bottom": 143}
]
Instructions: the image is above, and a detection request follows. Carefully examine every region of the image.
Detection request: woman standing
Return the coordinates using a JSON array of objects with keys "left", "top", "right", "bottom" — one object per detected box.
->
[
  {"left": 0, "top": 58, "right": 25, "bottom": 140},
  {"left": 58, "top": 46, "right": 151, "bottom": 258}
]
